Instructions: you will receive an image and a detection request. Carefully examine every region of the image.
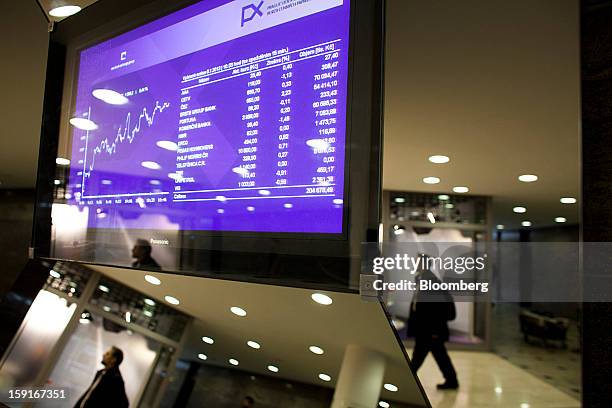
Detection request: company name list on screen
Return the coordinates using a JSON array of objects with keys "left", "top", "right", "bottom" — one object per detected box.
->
[{"left": 67, "top": 0, "right": 350, "bottom": 233}]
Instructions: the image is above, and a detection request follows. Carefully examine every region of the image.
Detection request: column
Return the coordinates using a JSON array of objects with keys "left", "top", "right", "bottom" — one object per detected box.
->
[{"left": 331, "top": 344, "right": 386, "bottom": 408}]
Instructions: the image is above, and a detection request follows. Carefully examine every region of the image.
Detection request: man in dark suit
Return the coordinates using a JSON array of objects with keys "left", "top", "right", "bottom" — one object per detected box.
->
[
  {"left": 131, "top": 239, "right": 161, "bottom": 270},
  {"left": 408, "top": 260, "right": 459, "bottom": 390},
  {"left": 75, "top": 346, "right": 129, "bottom": 408}
]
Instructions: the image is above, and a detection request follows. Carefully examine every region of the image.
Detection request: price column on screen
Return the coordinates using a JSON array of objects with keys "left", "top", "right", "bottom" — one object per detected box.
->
[
  {"left": 275, "top": 62, "right": 293, "bottom": 188},
  {"left": 238, "top": 71, "right": 262, "bottom": 188}
]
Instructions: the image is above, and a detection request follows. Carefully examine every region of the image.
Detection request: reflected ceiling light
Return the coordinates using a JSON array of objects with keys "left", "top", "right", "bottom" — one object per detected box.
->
[
  {"left": 145, "top": 275, "right": 161, "bottom": 285},
  {"left": 125, "top": 311, "right": 131, "bottom": 323},
  {"left": 445, "top": 203, "right": 454, "bottom": 209},
  {"left": 306, "top": 139, "right": 330, "bottom": 150},
  {"left": 217, "top": 209, "right": 225, "bottom": 214},
  {"left": 247, "top": 206, "right": 255, "bottom": 212},
  {"left": 496, "top": 225, "right": 505, "bottom": 230},
  {"left": 383, "top": 383, "right": 398, "bottom": 392},
  {"left": 69, "top": 117, "right": 98, "bottom": 131},
  {"left": 267, "top": 365, "right": 279, "bottom": 373},
  {"left": 230, "top": 306, "right": 247, "bottom": 317},
  {"left": 518, "top": 174, "right": 538, "bottom": 183},
  {"left": 98, "top": 284, "right": 110, "bottom": 293},
  {"left": 141, "top": 161, "right": 161, "bottom": 170},
  {"left": 49, "top": 5, "right": 82, "bottom": 17},
  {"left": 56, "top": 157, "right": 71, "bottom": 166},
  {"left": 438, "top": 194, "right": 450, "bottom": 200},
  {"left": 428, "top": 155, "right": 450, "bottom": 164},
  {"left": 198, "top": 353, "right": 207, "bottom": 360},
  {"left": 165, "top": 295, "right": 180, "bottom": 305},
  {"left": 247, "top": 340, "right": 261, "bottom": 349},
  {"left": 522, "top": 221, "right": 532, "bottom": 227},
  {"left": 560, "top": 197, "right": 577, "bottom": 204},
  {"left": 427, "top": 212, "right": 436, "bottom": 224},
  {"left": 453, "top": 186, "right": 469, "bottom": 193},
  {"left": 216, "top": 195, "right": 227, "bottom": 202},
  {"left": 379, "top": 402, "right": 390, "bottom": 408},
  {"left": 143, "top": 310, "right": 153, "bottom": 317},
  {"left": 150, "top": 179, "right": 162, "bottom": 185},
  {"left": 229, "top": 358, "right": 239, "bottom": 366},
  {"left": 333, "top": 198, "right": 343, "bottom": 205},
  {"left": 259, "top": 189, "right": 271, "bottom": 196},
  {"left": 422, "top": 176, "right": 440, "bottom": 185},
  {"left": 168, "top": 173, "right": 182, "bottom": 181},
  {"left": 101, "top": 179, "right": 112, "bottom": 185},
  {"left": 283, "top": 203, "right": 293, "bottom": 209},
  {"left": 309, "top": 346, "right": 324, "bottom": 355},
  {"left": 103, "top": 306, "right": 111, "bottom": 312},
  {"left": 144, "top": 298, "right": 155, "bottom": 306},
  {"left": 394, "top": 197, "right": 406, "bottom": 203},
  {"left": 92, "top": 89, "right": 129, "bottom": 105},
  {"left": 156, "top": 140, "right": 179, "bottom": 151},
  {"left": 232, "top": 167, "right": 249, "bottom": 177},
  {"left": 311, "top": 293, "right": 333, "bottom": 305},
  {"left": 49, "top": 270, "right": 61, "bottom": 279},
  {"left": 318, "top": 373, "right": 331, "bottom": 382},
  {"left": 54, "top": 179, "right": 61, "bottom": 185},
  {"left": 513, "top": 206, "right": 527, "bottom": 214},
  {"left": 555, "top": 217, "right": 567, "bottom": 223},
  {"left": 202, "top": 336, "right": 214, "bottom": 344}
]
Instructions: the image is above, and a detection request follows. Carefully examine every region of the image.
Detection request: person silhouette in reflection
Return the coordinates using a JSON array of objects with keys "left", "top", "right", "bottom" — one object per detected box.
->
[
  {"left": 241, "top": 396, "right": 255, "bottom": 407},
  {"left": 408, "top": 255, "right": 459, "bottom": 390},
  {"left": 131, "top": 239, "right": 161, "bottom": 270},
  {"left": 75, "top": 346, "right": 129, "bottom": 408}
]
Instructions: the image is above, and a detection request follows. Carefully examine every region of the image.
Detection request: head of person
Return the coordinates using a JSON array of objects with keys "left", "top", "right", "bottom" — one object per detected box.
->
[
  {"left": 241, "top": 396, "right": 255, "bottom": 407},
  {"left": 102, "top": 346, "right": 124, "bottom": 369},
  {"left": 132, "top": 239, "right": 152, "bottom": 260}
]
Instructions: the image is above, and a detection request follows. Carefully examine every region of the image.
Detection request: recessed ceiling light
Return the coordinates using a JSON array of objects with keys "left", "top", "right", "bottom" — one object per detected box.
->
[
  {"left": 522, "top": 221, "right": 532, "bottom": 227},
  {"left": 428, "top": 155, "right": 450, "bottom": 164},
  {"left": 103, "top": 306, "right": 111, "bottom": 312},
  {"left": 311, "top": 293, "right": 333, "bottom": 305},
  {"left": 49, "top": 5, "right": 82, "bottom": 17},
  {"left": 422, "top": 176, "right": 441, "bottom": 185},
  {"left": 92, "top": 89, "right": 129, "bottom": 105},
  {"left": 394, "top": 197, "right": 406, "bottom": 203},
  {"left": 379, "top": 402, "right": 390, "bottom": 408},
  {"left": 453, "top": 186, "right": 469, "bottom": 193},
  {"left": 520, "top": 404, "right": 530, "bottom": 408},
  {"left": 54, "top": 179, "right": 61, "bottom": 185},
  {"left": 267, "top": 365, "right": 279, "bottom": 373},
  {"left": 383, "top": 383, "right": 398, "bottom": 392},
  {"left": 165, "top": 295, "right": 180, "bottom": 305},
  {"left": 98, "top": 285, "right": 110, "bottom": 293},
  {"left": 198, "top": 353, "right": 207, "bottom": 360},
  {"left": 513, "top": 206, "right": 527, "bottom": 214},
  {"left": 247, "top": 340, "right": 261, "bottom": 349},
  {"left": 202, "top": 336, "right": 214, "bottom": 344},
  {"left": 555, "top": 217, "right": 567, "bottom": 223},
  {"left": 144, "top": 298, "right": 155, "bottom": 306},
  {"left": 49, "top": 270, "right": 61, "bottom": 279},
  {"left": 438, "top": 194, "right": 450, "bottom": 200},
  {"left": 230, "top": 306, "right": 247, "bottom": 317},
  {"left": 145, "top": 275, "right": 161, "bottom": 285},
  {"left": 125, "top": 311, "right": 131, "bottom": 323},
  {"left": 309, "top": 346, "right": 324, "bottom": 355},
  {"left": 318, "top": 373, "right": 331, "bottom": 382},
  {"left": 141, "top": 161, "right": 162, "bottom": 170},
  {"left": 143, "top": 310, "right": 153, "bottom": 317},
  {"left": 156, "top": 140, "right": 179, "bottom": 151},
  {"left": 496, "top": 225, "right": 505, "bottom": 230},
  {"left": 427, "top": 212, "right": 436, "bottom": 224},
  {"left": 494, "top": 386, "right": 503, "bottom": 394},
  {"left": 69, "top": 117, "right": 98, "bottom": 131},
  {"left": 229, "top": 358, "right": 239, "bottom": 366},
  {"left": 445, "top": 203, "right": 454, "bottom": 209},
  {"left": 56, "top": 157, "right": 71, "bottom": 166},
  {"left": 518, "top": 174, "right": 538, "bottom": 183},
  {"left": 560, "top": 197, "right": 577, "bottom": 204}
]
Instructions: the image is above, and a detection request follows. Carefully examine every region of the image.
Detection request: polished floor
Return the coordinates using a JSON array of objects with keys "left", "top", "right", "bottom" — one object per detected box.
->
[{"left": 409, "top": 349, "right": 581, "bottom": 408}]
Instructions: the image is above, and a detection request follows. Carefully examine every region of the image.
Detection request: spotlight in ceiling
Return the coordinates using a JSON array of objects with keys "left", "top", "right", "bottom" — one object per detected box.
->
[
  {"left": 144, "top": 275, "right": 161, "bottom": 285},
  {"left": 379, "top": 402, "right": 390, "bottom": 408},
  {"left": 437, "top": 194, "right": 450, "bottom": 200},
  {"left": 445, "top": 203, "right": 454, "bottom": 209},
  {"left": 394, "top": 197, "right": 406, "bottom": 203},
  {"left": 49, "top": 270, "right": 61, "bottom": 279},
  {"left": 555, "top": 217, "right": 567, "bottom": 223},
  {"left": 496, "top": 225, "right": 505, "bottom": 230},
  {"left": 428, "top": 155, "right": 450, "bottom": 164},
  {"left": 311, "top": 293, "right": 333, "bottom": 305},
  {"left": 383, "top": 383, "right": 398, "bottom": 392},
  {"left": 560, "top": 197, "right": 577, "bottom": 204},
  {"left": 427, "top": 212, "right": 436, "bottom": 224},
  {"left": 98, "top": 285, "right": 110, "bottom": 293},
  {"left": 164, "top": 295, "right": 180, "bottom": 305},
  {"left": 230, "top": 306, "right": 247, "bottom": 317},
  {"left": 267, "top": 365, "right": 279, "bottom": 373},
  {"left": 422, "top": 176, "right": 441, "bottom": 185},
  {"left": 495, "top": 386, "right": 503, "bottom": 394},
  {"left": 247, "top": 340, "right": 261, "bottom": 349},
  {"left": 202, "top": 337, "right": 214, "bottom": 344},
  {"left": 309, "top": 346, "right": 325, "bottom": 355},
  {"left": 318, "top": 373, "right": 332, "bottom": 382},
  {"left": 144, "top": 298, "right": 155, "bottom": 306},
  {"left": 513, "top": 206, "right": 527, "bottom": 214},
  {"left": 518, "top": 174, "right": 538, "bottom": 183},
  {"left": 452, "top": 186, "right": 469, "bottom": 193},
  {"left": 229, "top": 358, "right": 239, "bottom": 366},
  {"left": 49, "top": 5, "right": 82, "bottom": 18},
  {"left": 522, "top": 221, "right": 532, "bottom": 227},
  {"left": 198, "top": 353, "right": 207, "bottom": 360}
]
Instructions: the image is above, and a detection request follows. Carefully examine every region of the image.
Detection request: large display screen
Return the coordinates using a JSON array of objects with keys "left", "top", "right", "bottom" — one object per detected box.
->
[{"left": 66, "top": 0, "right": 350, "bottom": 234}]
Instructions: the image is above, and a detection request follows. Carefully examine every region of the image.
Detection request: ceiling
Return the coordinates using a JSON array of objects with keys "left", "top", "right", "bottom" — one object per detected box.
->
[
  {"left": 94, "top": 265, "right": 428, "bottom": 406},
  {"left": 0, "top": 0, "right": 581, "bottom": 230},
  {"left": 37, "top": 0, "right": 99, "bottom": 21}
]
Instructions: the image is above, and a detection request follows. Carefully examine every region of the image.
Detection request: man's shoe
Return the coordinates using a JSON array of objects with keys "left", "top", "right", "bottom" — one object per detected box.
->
[{"left": 436, "top": 381, "right": 459, "bottom": 390}]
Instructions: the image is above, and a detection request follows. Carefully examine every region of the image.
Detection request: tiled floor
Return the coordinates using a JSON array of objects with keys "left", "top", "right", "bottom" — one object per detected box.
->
[{"left": 409, "top": 349, "right": 581, "bottom": 408}]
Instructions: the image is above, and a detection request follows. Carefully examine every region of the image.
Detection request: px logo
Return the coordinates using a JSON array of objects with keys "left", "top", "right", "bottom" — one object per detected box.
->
[{"left": 241, "top": 0, "right": 264, "bottom": 27}]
